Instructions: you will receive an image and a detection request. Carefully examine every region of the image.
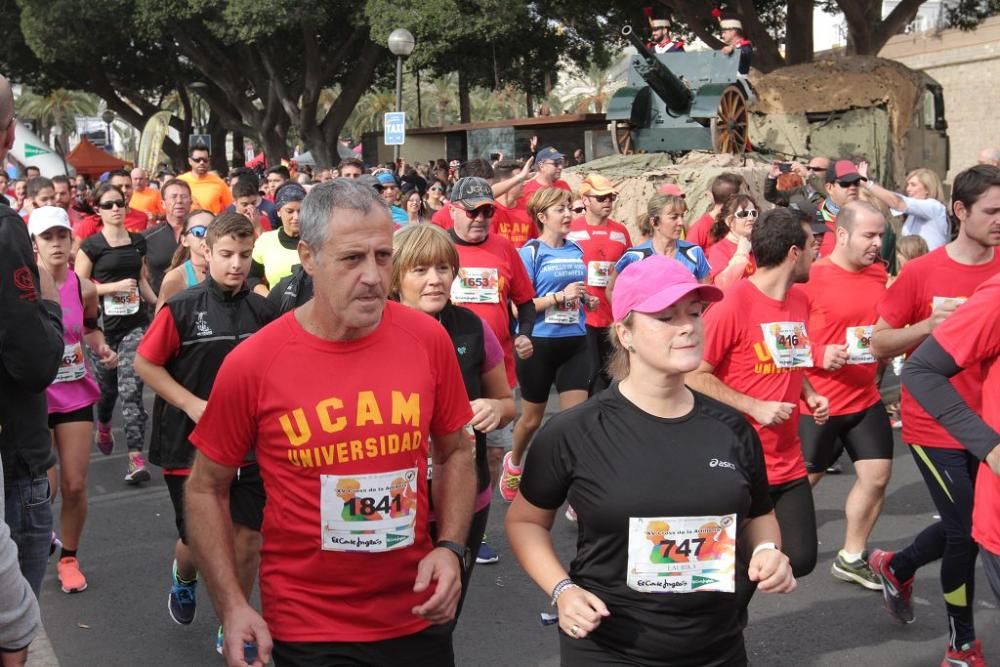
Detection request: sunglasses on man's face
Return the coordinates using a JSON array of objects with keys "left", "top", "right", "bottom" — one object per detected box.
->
[
  {"left": 98, "top": 200, "right": 126, "bottom": 211},
  {"left": 186, "top": 225, "right": 208, "bottom": 238},
  {"left": 542, "top": 160, "right": 565, "bottom": 168},
  {"left": 734, "top": 209, "right": 758, "bottom": 218},
  {"left": 572, "top": 206, "right": 586, "bottom": 214},
  {"left": 836, "top": 179, "right": 862, "bottom": 188},
  {"left": 591, "top": 194, "right": 616, "bottom": 203},
  {"left": 190, "top": 157, "right": 209, "bottom": 164},
  {"left": 808, "top": 166, "right": 827, "bottom": 173},
  {"left": 461, "top": 205, "right": 496, "bottom": 220}
]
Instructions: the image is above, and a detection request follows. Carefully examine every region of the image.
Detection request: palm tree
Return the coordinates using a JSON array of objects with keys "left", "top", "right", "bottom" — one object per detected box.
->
[
  {"left": 425, "top": 74, "right": 458, "bottom": 127},
  {"left": 345, "top": 90, "right": 397, "bottom": 140},
  {"left": 16, "top": 88, "right": 100, "bottom": 145},
  {"left": 553, "top": 60, "right": 623, "bottom": 114}
]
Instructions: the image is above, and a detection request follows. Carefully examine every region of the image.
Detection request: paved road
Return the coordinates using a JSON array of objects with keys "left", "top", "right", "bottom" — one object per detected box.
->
[{"left": 34, "top": 384, "right": 999, "bottom": 666}]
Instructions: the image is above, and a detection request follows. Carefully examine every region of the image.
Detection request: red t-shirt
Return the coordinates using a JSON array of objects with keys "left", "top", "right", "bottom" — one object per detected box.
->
[
  {"left": 707, "top": 237, "right": 755, "bottom": 283},
  {"left": 189, "top": 302, "right": 472, "bottom": 643},
  {"left": 933, "top": 274, "right": 1000, "bottom": 553},
  {"left": 73, "top": 209, "right": 148, "bottom": 238},
  {"left": 430, "top": 205, "right": 453, "bottom": 230},
  {"left": 801, "top": 259, "right": 887, "bottom": 416},
  {"left": 566, "top": 217, "right": 633, "bottom": 328},
  {"left": 877, "top": 247, "right": 1000, "bottom": 448},
  {"left": 687, "top": 212, "right": 715, "bottom": 250},
  {"left": 450, "top": 234, "right": 535, "bottom": 387},
  {"left": 703, "top": 280, "right": 811, "bottom": 485},
  {"left": 516, "top": 177, "right": 571, "bottom": 210},
  {"left": 492, "top": 202, "right": 536, "bottom": 248}
]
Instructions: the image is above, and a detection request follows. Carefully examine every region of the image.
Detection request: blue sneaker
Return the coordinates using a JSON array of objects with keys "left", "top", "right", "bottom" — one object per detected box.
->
[
  {"left": 168, "top": 560, "right": 197, "bottom": 625},
  {"left": 216, "top": 625, "right": 259, "bottom": 663},
  {"left": 476, "top": 540, "right": 499, "bottom": 564}
]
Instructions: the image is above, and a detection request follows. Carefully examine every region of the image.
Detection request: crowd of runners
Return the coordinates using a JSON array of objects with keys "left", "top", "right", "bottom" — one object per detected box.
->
[{"left": 3, "top": 68, "right": 1000, "bottom": 667}]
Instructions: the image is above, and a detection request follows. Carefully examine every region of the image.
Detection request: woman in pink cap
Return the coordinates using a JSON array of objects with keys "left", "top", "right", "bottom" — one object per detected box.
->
[{"left": 506, "top": 255, "right": 794, "bottom": 667}]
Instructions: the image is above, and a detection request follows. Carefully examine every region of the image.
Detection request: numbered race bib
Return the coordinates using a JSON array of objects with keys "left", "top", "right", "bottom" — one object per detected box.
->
[
  {"left": 451, "top": 268, "right": 500, "bottom": 304},
  {"left": 932, "top": 296, "right": 968, "bottom": 310},
  {"left": 544, "top": 298, "right": 581, "bottom": 325},
  {"left": 103, "top": 287, "right": 140, "bottom": 316},
  {"left": 845, "top": 325, "right": 876, "bottom": 365},
  {"left": 54, "top": 342, "right": 86, "bottom": 384},
  {"left": 760, "top": 321, "right": 812, "bottom": 369},
  {"left": 626, "top": 515, "right": 737, "bottom": 594},
  {"left": 320, "top": 469, "right": 419, "bottom": 553},
  {"left": 587, "top": 261, "right": 613, "bottom": 287}
]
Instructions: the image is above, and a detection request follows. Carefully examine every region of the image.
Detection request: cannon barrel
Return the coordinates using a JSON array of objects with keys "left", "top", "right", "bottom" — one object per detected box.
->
[{"left": 621, "top": 25, "right": 692, "bottom": 114}]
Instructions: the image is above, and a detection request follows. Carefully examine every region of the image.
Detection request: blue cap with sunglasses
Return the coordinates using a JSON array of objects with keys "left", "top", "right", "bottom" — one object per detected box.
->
[
  {"left": 535, "top": 146, "right": 565, "bottom": 164},
  {"left": 450, "top": 177, "right": 494, "bottom": 210}
]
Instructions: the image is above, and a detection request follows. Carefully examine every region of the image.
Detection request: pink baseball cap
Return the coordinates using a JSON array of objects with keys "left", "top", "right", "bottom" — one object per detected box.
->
[
  {"left": 657, "top": 182, "right": 685, "bottom": 198},
  {"left": 611, "top": 255, "right": 723, "bottom": 322}
]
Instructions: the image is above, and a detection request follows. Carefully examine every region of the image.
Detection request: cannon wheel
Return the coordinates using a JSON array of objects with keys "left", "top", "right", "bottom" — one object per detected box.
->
[
  {"left": 610, "top": 120, "right": 635, "bottom": 155},
  {"left": 711, "top": 85, "right": 749, "bottom": 155}
]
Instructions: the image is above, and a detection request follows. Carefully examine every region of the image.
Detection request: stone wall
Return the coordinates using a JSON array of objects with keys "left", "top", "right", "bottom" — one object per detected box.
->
[{"left": 880, "top": 16, "right": 1000, "bottom": 181}]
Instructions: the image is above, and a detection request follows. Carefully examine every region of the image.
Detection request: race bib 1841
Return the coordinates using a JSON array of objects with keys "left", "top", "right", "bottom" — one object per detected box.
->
[
  {"left": 845, "top": 325, "right": 876, "bottom": 365},
  {"left": 320, "top": 469, "right": 419, "bottom": 553},
  {"left": 103, "top": 287, "right": 140, "bottom": 316},
  {"left": 626, "top": 514, "right": 737, "bottom": 594},
  {"left": 451, "top": 268, "right": 500, "bottom": 304},
  {"left": 760, "top": 321, "right": 812, "bottom": 369}
]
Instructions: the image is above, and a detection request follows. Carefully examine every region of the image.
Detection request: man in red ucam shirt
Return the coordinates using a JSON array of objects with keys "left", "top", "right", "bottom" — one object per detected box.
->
[
  {"left": 185, "top": 180, "right": 475, "bottom": 666},
  {"left": 799, "top": 201, "right": 893, "bottom": 591},
  {"left": 688, "top": 207, "right": 828, "bottom": 578},
  {"left": 868, "top": 164, "right": 1000, "bottom": 666},
  {"left": 567, "top": 173, "right": 632, "bottom": 393}
]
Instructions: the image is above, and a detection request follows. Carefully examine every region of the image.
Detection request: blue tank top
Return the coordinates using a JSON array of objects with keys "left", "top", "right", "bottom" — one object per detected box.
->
[{"left": 182, "top": 260, "right": 199, "bottom": 288}]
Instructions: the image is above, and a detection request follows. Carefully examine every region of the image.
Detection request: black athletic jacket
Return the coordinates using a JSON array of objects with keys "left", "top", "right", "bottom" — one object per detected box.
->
[
  {"left": 0, "top": 205, "right": 63, "bottom": 480},
  {"left": 148, "top": 279, "right": 277, "bottom": 469}
]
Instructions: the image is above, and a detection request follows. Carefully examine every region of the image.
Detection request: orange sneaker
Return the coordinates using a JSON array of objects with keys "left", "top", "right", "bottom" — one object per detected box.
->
[{"left": 57, "top": 557, "right": 88, "bottom": 594}]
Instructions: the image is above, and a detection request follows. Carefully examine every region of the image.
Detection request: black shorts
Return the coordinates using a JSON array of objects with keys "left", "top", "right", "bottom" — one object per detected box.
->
[
  {"left": 272, "top": 624, "right": 453, "bottom": 667},
  {"left": 515, "top": 335, "right": 593, "bottom": 404},
  {"left": 799, "top": 401, "right": 893, "bottom": 473},
  {"left": 164, "top": 463, "right": 265, "bottom": 544},
  {"left": 48, "top": 404, "right": 95, "bottom": 428}
]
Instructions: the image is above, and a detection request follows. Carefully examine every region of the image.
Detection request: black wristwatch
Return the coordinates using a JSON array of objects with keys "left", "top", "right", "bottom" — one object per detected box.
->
[{"left": 436, "top": 540, "right": 471, "bottom": 574}]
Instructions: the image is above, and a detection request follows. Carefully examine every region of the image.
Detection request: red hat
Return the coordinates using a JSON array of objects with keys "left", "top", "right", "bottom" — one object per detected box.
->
[
  {"left": 657, "top": 182, "right": 685, "bottom": 198},
  {"left": 828, "top": 160, "right": 866, "bottom": 184}
]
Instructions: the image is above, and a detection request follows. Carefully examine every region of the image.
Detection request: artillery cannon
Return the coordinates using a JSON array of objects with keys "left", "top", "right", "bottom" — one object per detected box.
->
[{"left": 608, "top": 25, "right": 750, "bottom": 155}]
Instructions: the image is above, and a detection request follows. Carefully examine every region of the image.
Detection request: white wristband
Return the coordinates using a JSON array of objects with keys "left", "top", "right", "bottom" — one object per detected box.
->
[{"left": 752, "top": 541, "right": 778, "bottom": 558}]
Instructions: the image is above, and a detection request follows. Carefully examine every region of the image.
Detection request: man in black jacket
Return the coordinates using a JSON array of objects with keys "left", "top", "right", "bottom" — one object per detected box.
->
[{"left": 0, "top": 73, "right": 65, "bottom": 613}]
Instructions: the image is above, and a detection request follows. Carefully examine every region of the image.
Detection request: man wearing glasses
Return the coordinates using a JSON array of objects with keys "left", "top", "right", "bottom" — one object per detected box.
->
[
  {"left": 179, "top": 144, "right": 232, "bottom": 214},
  {"left": 567, "top": 174, "right": 632, "bottom": 394},
  {"left": 143, "top": 179, "right": 194, "bottom": 295},
  {"left": 519, "top": 146, "right": 571, "bottom": 209},
  {"left": 818, "top": 160, "right": 865, "bottom": 258}
]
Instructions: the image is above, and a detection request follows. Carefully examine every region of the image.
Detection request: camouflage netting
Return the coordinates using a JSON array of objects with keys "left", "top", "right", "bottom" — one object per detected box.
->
[{"left": 564, "top": 152, "right": 774, "bottom": 241}]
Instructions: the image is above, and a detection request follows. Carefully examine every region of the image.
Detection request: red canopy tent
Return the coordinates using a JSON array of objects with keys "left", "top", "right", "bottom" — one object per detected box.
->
[{"left": 66, "top": 138, "right": 129, "bottom": 178}]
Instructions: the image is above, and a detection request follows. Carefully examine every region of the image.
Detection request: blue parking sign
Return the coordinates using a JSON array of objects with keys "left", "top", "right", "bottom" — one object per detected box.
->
[{"left": 384, "top": 112, "right": 406, "bottom": 146}]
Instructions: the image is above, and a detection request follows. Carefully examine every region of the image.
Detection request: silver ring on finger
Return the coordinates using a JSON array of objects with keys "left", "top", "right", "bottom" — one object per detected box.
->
[{"left": 570, "top": 624, "right": 580, "bottom": 637}]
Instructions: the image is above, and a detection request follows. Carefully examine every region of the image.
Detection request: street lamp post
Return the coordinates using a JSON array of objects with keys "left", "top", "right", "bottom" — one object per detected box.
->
[
  {"left": 101, "top": 109, "right": 115, "bottom": 152},
  {"left": 387, "top": 28, "right": 415, "bottom": 163}
]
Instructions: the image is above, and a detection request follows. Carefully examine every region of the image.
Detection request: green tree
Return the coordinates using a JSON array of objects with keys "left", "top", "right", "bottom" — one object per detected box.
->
[{"left": 15, "top": 88, "right": 99, "bottom": 145}]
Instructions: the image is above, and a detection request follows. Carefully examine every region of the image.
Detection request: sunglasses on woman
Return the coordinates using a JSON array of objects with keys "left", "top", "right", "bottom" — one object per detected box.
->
[
  {"left": 98, "top": 200, "right": 126, "bottom": 211},
  {"left": 186, "top": 225, "right": 208, "bottom": 238},
  {"left": 734, "top": 209, "right": 758, "bottom": 218},
  {"left": 429, "top": 186, "right": 444, "bottom": 193}
]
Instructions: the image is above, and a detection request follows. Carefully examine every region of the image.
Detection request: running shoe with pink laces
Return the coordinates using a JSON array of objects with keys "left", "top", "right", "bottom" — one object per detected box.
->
[
  {"left": 57, "top": 557, "right": 88, "bottom": 593},
  {"left": 498, "top": 451, "right": 522, "bottom": 502},
  {"left": 868, "top": 549, "right": 914, "bottom": 624},
  {"left": 125, "top": 452, "right": 151, "bottom": 484},
  {"left": 96, "top": 422, "right": 114, "bottom": 455},
  {"left": 942, "top": 640, "right": 986, "bottom": 667}
]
